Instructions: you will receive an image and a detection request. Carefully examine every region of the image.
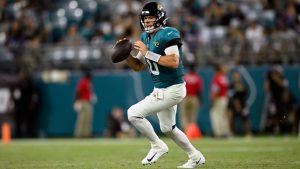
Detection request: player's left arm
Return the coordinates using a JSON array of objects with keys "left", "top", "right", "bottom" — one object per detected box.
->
[{"left": 157, "top": 45, "right": 179, "bottom": 68}]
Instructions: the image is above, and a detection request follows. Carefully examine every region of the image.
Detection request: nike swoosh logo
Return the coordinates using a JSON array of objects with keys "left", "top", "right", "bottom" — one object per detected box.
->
[
  {"left": 195, "top": 157, "right": 201, "bottom": 164},
  {"left": 167, "top": 31, "right": 173, "bottom": 35},
  {"left": 147, "top": 152, "right": 157, "bottom": 162}
]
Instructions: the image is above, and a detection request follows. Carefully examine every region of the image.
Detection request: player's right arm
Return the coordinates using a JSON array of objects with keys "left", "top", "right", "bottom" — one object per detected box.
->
[{"left": 126, "top": 52, "right": 146, "bottom": 72}]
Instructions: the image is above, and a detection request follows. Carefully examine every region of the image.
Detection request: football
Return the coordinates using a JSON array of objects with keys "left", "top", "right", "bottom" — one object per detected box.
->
[{"left": 111, "top": 39, "right": 133, "bottom": 63}]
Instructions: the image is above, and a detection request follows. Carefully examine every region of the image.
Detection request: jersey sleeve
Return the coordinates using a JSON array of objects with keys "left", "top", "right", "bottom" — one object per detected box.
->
[{"left": 163, "top": 28, "right": 182, "bottom": 49}]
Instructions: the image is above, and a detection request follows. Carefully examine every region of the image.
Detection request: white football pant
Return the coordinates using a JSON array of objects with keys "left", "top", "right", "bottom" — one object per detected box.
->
[
  {"left": 128, "top": 82, "right": 201, "bottom": 160},
  {"left": 128, "top": 83, "right": 186, "bottom": 133}
]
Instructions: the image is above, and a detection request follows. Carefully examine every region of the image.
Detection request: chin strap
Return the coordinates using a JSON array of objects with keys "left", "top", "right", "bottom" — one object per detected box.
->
[{"left": 145, "top": 26, "right": 155, "bottom": 33}]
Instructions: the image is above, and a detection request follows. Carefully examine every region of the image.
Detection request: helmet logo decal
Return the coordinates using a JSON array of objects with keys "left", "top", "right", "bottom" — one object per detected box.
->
[
  {"left": 157, "top": 4, "right": 162, "bottom": 10},
  {"left": 154, "top": 41, "right": 159, "bottom": 47}
]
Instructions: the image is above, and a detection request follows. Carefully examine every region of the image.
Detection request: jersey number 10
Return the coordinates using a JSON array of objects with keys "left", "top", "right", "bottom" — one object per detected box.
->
[{"left": 146, "top": 59, "right": 159, "bottom": 75}]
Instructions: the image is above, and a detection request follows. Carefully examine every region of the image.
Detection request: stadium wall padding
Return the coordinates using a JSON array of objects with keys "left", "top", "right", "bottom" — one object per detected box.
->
[{"left": 36, "top": 66, "right": 300, "bottom": 137}]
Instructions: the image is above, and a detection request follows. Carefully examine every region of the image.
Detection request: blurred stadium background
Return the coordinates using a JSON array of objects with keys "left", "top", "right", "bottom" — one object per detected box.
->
[
  {"left": 1, "top": 0, "right": 300, "bottom": 169},
  {"left": 0, "top": 0, "right": 299, "bottom": 138}
]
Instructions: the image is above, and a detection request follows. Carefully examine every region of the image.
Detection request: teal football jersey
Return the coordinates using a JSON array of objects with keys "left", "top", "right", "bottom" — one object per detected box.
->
[{"left": 141, "top": 27, "right": 185, "bottom": 88}]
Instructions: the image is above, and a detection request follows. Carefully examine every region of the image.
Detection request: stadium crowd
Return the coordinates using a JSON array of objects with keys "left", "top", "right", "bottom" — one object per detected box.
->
[{"left": 0, "top": 0, "right": 300, "bottom": 72}]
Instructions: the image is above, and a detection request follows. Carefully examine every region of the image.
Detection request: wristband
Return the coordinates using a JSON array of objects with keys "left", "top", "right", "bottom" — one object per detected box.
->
[{"left": 145, "top": 51, "right": 161, "bottom": 62}]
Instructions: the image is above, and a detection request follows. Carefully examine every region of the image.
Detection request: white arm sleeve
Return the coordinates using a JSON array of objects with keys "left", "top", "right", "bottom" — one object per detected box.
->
[{"left": 164, "top": 45, "right": 180, "bottom": 56}]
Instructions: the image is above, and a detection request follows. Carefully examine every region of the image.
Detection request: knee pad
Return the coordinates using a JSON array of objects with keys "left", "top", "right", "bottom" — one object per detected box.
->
[
  {"left": 127, "top": 106, "right": 143, "bottom": 123},
  {"left": 127, "top": 107, "right": 135, "bottom": 123}
]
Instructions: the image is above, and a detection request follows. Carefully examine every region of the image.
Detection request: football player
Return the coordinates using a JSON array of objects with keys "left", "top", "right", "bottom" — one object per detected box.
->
[{"left": 124, "top": 2, "right": 205, "bottom": 168}]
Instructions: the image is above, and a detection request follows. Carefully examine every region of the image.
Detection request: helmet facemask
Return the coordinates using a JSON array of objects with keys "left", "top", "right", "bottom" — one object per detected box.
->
[{"left": 140, "top": 15, "right": 158, "bottom": 34}]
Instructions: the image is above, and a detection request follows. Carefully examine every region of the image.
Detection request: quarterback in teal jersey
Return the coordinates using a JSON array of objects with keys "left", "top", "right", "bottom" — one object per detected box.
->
[
  {"left": 124, "top": 2, "right": 205, "bottom": 168},
  {"left": 140, "top": 26, "right": 185, "bottom": 88}
]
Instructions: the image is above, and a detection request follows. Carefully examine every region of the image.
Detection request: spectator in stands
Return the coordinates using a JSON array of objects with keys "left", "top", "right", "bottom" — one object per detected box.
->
[
  {"left": 284, "top": 2, "right": 298, "bottom": 29},
  {"left": 180, "top": 64, "right": 203, "bottom": 132},
  {"left": 0, "top": 0, "right": 6, "bottom": 18},
  {"left": 210, "top": 63, "right": 231, "bottom": 137},
  {"left": 112, "top": 15, "right": 127, "bottom": 40},
  {"left": 245, "top": 19, "right": 265, "bottom": 64},
  {"left": 205, "top": 0, "right": 225, "bottom": 27},
  {"left": 121, "top": 12, "right": 140, "bottom": 40},
  {"left": 222, "top": 2, "right": 245, "bottom": 27},
  {"left": 80, "top": 19, "right": 95, "bottom": 42},
  {"left": 91, "top": 22, "right": 116, "bottom": 44},
  {"left": 61, "top": 25, "right": 86, "bottom": 46},
  {"left": 73, "top": 68, "right": 96, "bottom": 138},
  {"left": 5, "top": 19, "right": 25, "bottom": 70},
  {"left": 183, "top": 0, "right": 206, "bottom": 17},
  {"left": 104, "top": 106, "right": 136, "bottom": 138},
  {"left": 227, "top": 19, "right": 245, "bottom": 64},
  {"left": 23, "top": 33, "right": 42, "bottom": 74},
  {"left": 0, "top": 0, "right": 9, "bottom": 34},
  {"left": 21, "top": 11, "right": 39, "bottom": 41},
  {"left": 228, "top": 70, "right": 252, "bottom": 137}
]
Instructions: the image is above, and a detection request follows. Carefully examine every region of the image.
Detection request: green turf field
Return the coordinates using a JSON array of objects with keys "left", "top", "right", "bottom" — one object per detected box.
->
[{"left": 1, "top": 137, "right": 300, "bottom": 169}]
